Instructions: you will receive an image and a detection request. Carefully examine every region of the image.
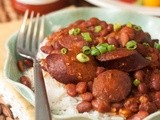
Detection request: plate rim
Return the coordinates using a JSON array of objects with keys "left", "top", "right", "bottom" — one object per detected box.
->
[{"left": 85, "top": 0, "right": 160, "bottom": 16}]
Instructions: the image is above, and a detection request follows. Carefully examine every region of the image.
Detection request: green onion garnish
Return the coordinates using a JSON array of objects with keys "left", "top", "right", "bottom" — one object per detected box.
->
[
  {"left": 69, "top": 28, "right": 81, "bottom": 35},
  {"left": 114, "top": 23, "right": 121, "bottom": 31},
  {"left": 91, "top": 47, "right": 100, "bottom": 56},
  {"left": 82, "top": 46, "right": 91, "bottom": 55},
  {"left": 61, "top": 48, "right": 67, "bottom": 54},
  {"left": 125, "top": 40, "right": 137, "bottom": 50},
  {"left": 142, "top": 42, "right": 150, "bottom": 47},
  {"left": 96, "top": 44, "right": 108, "bottom": 54},
  {"left": 126, "top": 22, "right": 132, "bottom": 28},
  {"left": 76, "top": 53, "right": 90, "bottom": 63},
  {"left": 133, "top": 25, "right": 141, "bottom": 31},
  {"left": 107, "top": 44, "right": 116, "bottom": 52},
  {"left": 95, "top": 25, "right": 102, "bottom": 32},
  {"left": 81, "top": 32, "right": 92, "bottom": 42},
  {"left": 154, "top": 42, "right": 160, "bottom": 50},
  {"left": 133, "top": 79, "right": 140, "bottom": 86}
]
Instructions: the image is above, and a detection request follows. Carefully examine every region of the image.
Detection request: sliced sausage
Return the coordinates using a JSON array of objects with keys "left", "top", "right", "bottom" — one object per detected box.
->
[
  {"left": 97, "top": 48, "right": 149, "bottom": 72},
  {"left": 92, "top": 70, "right": 131, "bottom": 102},
  {"left": 46, "top": 53, "right": 97, "bottom": 84}
]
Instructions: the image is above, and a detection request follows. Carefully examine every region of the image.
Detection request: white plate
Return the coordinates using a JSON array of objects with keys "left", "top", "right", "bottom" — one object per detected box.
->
[{"left": 85, "top": 0, "right": 160, "bottom": 16}]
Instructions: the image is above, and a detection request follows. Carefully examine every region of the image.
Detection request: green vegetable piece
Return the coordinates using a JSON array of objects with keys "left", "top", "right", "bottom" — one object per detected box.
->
[
  {"left": 69, "top": 28, "right": 81, "bottom": 35},
  {"left": 82, "top": 46, "right": 91, "bottom": 55},
  {"left": 154, "top": 42, "right": 160, "bottom": 50},
  {"left": 96, "top": 44, "right": 107, "bottom": 54},
  {"left": 91, "top": 47, "right": 100, "bottom": 56},
  {"left": 125, "top": 40, "right": 137, "bottom": 50},
  {"left": 81, "top": 32, "right": 92, "bottom": 42},
  {"left": 142, "top": 42, "right": 150, "bottom": 47},
  {"left": 95, "top": 25, "right": 102, "bottom": 32},
  {"left": 76, "top": 53, "right": 90, "bottom": 63},
  {"left": 126, "top": 22, "right": 132, "bottom": 28},
  {"left": 61, "top": 48, "right": 67, "bottom": 54},
  {"left": 133, "top": 79, "right": 140, "bottom": 86},
  {"left": 107, "top": 44, "right": 116, "bottom": 52},
  {"left": 133, "top": 25, "right": 141, "bottom": 31},
  {"left": 114, "top": 23, "right": 121, "bottom": 31}
]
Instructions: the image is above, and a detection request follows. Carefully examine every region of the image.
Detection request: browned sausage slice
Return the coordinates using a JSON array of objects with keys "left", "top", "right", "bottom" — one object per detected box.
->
[
  {"left": 97, "top": 48, "right": 149, "bottom": 72},
  {"left": 92, "top": 70, "right": 131, "bottom": 102},
  {"left": 46, "top": 53, "right": 97, "bottom": 84}
]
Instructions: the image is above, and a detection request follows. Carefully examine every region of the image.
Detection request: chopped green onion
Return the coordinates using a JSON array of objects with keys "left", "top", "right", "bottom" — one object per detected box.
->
[
  {"left": 107, "top": 44, "right": 116, "bottom": 52},
  {"left": 154, "top": 42, "right": 160, "bottom": 50},
  {"left": 69, "top": 28, "right": 81, "bottom": 35},
  {"left": 125, "top": 40, "right": 137, "bottom": 50},
  {"left": 61, "top": 48, "right": 67, "bottom": 54},
  {"left": 76, "top": 53, "right": 90, "bottom": 63},
  {"left": 96, "top": 44, "right": 107, "bottom": 54},
  {"left": 145, "top": 57, "right": 152, "bottom": 61},
  {"left": 142, "top": 42, "right": 150, "bottom": 47},
  {"left": 82, "top": 46, "right": 91, "bottom": 55},
  {"left": 81, "top": 32, "right": 92, "bottom": 42},
  {"left": 133, "top": 79, "right": 140, "bottom": 86},
  {"left": 133, "top": 25, "right": 141, "bottom": 31},
  {"left": 95, "top": 25, "right": 102, "bottom": 32},
  {"left": 114, "top": 23, "right": 121, "bottom": 31},
  {"left": 91, "top": 47, "right": 100, "bottom": 56},
  {"left": 126, "top": 22, "right": 132, "bottom": 28}
]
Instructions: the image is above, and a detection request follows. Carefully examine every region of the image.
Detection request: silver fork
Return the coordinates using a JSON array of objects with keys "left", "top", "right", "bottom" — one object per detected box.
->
[{"left": 17, "top": 10, "right": 52, "bottom": 120}]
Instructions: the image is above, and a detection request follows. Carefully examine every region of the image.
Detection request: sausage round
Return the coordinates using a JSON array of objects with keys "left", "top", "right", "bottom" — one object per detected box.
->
[
  {"left": 46, "top": 53, "right": 97, "bottom": 84},
  {"left": 92, "top": 70, "right": 131, "bottom": 102},
  {"left": 97, "top": 48, "right": 149, "bottom": 72}
]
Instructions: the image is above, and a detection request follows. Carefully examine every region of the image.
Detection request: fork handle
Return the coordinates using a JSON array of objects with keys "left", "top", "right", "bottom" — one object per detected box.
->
[{"left": 33, "top": 61, "right": 52, "bottom": 120}]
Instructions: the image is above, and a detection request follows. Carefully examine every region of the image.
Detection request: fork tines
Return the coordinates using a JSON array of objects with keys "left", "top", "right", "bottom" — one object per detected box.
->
[{"left": 17, "top": 10, "right": 44, "bottom": 57}]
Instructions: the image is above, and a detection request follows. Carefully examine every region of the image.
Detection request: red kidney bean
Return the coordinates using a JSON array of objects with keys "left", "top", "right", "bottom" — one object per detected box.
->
[
  {"left": 100, "top": 29, "right": 109, "bottom": 36},
  {"left": 107, "top": 24, "right": 113, "bottom": 32},
  {"left": 17, "top": 60, "right": 25, "bottom": 72},
  {"left": 20, "top": 76, "right": 31, "bottom": 88},
  {"left": 65, "top": 84, "right": 77, "bottom": 97},
  {"left": 100, "top": 21, "right": 108, "bottom": 28},
  {"left": 124, "top": 98, "right": 139, "bottom": 112},
  {"left": 92, "top": 99, "right": 110, "bottom": 113},
  {"left": 96, "top": 67, "right": 105, "bottom": 76},
  {"left": 76, "top": 101, "right": 92, "bottom": 113},
  {"left": 139, "top": 102, "right": 157, "bottom": 114},
  {"left": 107, "top": 37, "right": 119, "bottom": 47},
  {"left": 24, "top": 59, "right": 33, "bottom": 68},
  {"left": 76, "top": 82, "right": 87, "bottom": 94},
  {"left": 89, "top": 17, "right": 100, "bottom": 26},
  {"left": 81, "top": 92, "right": 93, "bottom": 102},
  {"left": 154, "top": 91, "right": 160, "bottom": 108},
  {"left": 87, "top": 81, "right": 93, "bottom": 92},
  {"left": 119, "top": 32, "right": 129, "bottom": 47},
  {"left": 134, "top": 70, "right": 145, "bottom": 82},
  {"left": 150, "top": 72, "right": 160, "bottom": 91},
  {"left": 138, "top": 83, "right": 149, "bottom": 94},
  {"left": 121, "top": 26, "right": 135, "bottom": 40}
]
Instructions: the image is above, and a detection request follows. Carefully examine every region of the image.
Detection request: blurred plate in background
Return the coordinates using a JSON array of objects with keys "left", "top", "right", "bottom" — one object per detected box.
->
[{"left": 85, "top": 0, "right": 160, "bottom": 16}]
